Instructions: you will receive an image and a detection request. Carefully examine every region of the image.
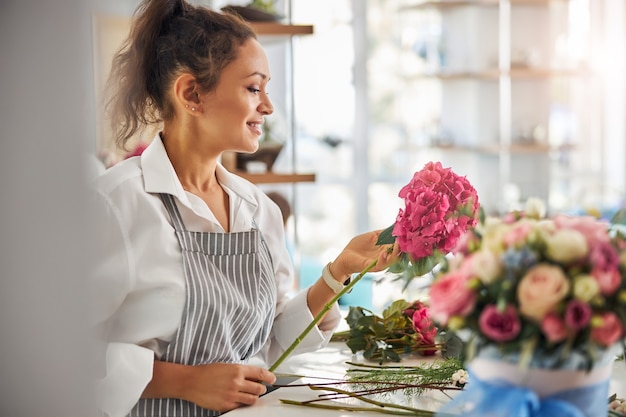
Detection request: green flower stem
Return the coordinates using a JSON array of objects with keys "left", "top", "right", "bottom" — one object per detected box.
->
[
  {"left": 268, "top": 259, "right": 379, "bottom": 372},
  {"left": 307, "top": 385, "right": 432, "bottom": 413},
  {"left": 279, "top": 399, "right": 423, "bottom": 415}
]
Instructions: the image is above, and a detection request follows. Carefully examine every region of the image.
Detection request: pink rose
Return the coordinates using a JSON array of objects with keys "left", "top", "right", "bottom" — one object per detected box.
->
[
  {"left": 429, "top": 270, "right": 477, "bottom": 325},
  {"left": 553, "top": 214, "right": 610, "bottom": 247},
  {"left": 478, "top": 304, "right": 521, "bottom": 342},
  {"left": 541, "top": 313, "right": 568, "bottom": 343},
  {"left": 503, "top": 222, "right": 532, "bottom": 248},
  {"left": 564, "top": 299, "right": 592, "bottom": 331},
  {"left": 517, "top": 264, "right": 570, "bottom": 323},
  {"left": 411, "top": 306, "right": 434, "bottom": 333},
  {"left": 589, "top": 241, "right": 620, "bottom": 270},
  {"left": 591, "top": 267, "right": 622, "bottom": 296},
  {"left": 591, "top": 312, "right": 623, "bottom": 347}
]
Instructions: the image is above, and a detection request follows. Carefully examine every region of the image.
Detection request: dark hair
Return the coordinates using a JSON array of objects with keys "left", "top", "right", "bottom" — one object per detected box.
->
[{"left": 106, "top": 0, "right": 256, "bottom": 150}]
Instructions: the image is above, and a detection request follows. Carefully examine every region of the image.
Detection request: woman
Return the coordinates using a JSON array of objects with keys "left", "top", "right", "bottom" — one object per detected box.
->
[{"left": 91, "top": 1, "right": 397, "bottom": 416}]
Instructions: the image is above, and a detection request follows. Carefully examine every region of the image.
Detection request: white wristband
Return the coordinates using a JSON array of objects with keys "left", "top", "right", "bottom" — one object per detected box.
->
[{"left": 321, "top": 262, "right": 350, "bottom": 294}]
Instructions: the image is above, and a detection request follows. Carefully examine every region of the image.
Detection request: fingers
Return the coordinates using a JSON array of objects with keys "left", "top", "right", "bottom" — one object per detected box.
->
[
  {"left": 248, "top": 366, "right": 276, "bottom": 385},
  {"left": 189, "top": 363, "right": 276, "bottom": 411}
]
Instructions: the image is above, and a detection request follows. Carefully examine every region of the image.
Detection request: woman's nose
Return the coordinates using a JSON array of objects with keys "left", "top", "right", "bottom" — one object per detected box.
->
[{"left": 259, "top": 93, "right": 274, "bottom": 115}]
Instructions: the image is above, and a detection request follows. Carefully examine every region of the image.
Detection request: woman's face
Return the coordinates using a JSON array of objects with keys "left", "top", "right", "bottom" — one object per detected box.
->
[{"left": 200, "top": 38, "right": 274, "bottom": 154}]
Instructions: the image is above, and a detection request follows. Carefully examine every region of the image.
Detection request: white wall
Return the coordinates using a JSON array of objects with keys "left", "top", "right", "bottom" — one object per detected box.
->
[{"left": 0, "top": 0, "right": 97, "bottom": 415}]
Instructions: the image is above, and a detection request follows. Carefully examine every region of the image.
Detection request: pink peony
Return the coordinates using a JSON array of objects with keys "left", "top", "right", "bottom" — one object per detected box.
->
[
  {"left": 591, "top": 312, "right": 623, "bottom": 347},
  {"left": 429, "top": 270, "right": 476, "bottom": 325},
  {"left": 541, "top": 313, "right": 569, "bottom": 343},
  {"left": 517, "top": 264, "right": 570, "bottom": 323},
  {"left": 393, "top": 162, "right": 479, "bottom": 261},
  {"left": 564, "top": 299, "right": 592, "bottom": 331},
  {"left": 478, "top": 305, "right": 521, "bottom": 342}
]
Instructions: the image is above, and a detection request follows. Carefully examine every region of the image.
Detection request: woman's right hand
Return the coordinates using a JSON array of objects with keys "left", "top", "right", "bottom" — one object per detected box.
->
[{"left": 143, "top": 361, "right": 276, "bottom": 412}]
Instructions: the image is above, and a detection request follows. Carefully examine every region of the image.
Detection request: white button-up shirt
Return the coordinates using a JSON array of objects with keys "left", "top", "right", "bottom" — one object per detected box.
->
[{"left": 90, "top": 135, "right": 340, "bottom": 417}]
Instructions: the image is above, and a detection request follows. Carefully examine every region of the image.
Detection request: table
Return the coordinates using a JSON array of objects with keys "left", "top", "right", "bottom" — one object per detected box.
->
[{"left": 227, "top": 342, "right": 626, "bottom": 416}]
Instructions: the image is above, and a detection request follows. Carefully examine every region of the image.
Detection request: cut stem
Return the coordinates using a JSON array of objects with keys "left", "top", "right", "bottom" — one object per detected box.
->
[
  {"left": 268, "top": 259, "right": 379, "bottom": 372},
  {"left": 279, "top": 399, "right": 424, "bottom": 415}
]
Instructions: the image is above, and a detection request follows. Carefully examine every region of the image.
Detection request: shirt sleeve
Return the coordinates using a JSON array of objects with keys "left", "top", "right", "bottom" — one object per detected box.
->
[
  {"left": 95, "top": 343, "right": 154, "bottom": 417},
  {"left": 89, "top": 190, "right": 154, "bottom": 417}
]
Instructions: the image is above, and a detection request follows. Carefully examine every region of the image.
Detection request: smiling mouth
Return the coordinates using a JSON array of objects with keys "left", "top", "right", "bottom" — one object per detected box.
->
[{"left": 247, "top": 122, "right": 263, "bottom": 135}]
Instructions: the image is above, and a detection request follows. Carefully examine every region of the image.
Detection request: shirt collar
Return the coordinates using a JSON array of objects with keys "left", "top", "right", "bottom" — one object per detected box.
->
[{"left": 141, "top": 133, "right": 259, "bottom": 210}]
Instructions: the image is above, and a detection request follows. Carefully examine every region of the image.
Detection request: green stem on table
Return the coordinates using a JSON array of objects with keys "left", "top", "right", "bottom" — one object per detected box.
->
[
  {"left": 308, "top": 384, "right": 438, "bottom": 413},
  {"left": 279, "top": 399, "right": 434, "bottom": 416},
  {"left": 268, "top": 259, "right": 379, "bottom": 372}
]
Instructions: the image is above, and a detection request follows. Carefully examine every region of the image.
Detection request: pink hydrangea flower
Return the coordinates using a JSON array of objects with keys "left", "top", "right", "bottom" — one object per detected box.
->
[{"left": 392, "top": 162, "right": 479, "bottom": 261}]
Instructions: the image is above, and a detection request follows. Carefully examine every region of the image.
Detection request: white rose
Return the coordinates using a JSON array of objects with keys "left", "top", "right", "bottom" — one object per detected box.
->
[
  {"left": 572, "top": 274, "right": 600, "bottom": 302},
  {"left": 482, "top": 221, "right": 510, "bottom": 255},
  {"left": 525, "top": 197, "right": 546, "bottom": 219},
  {"left": 471, "top": 250, "right": 502, "bottom": 284},
  {"left": 537, "top": 219, "right": 556, "bottom": 233},
  {"left": 544, "top": 229, "right": 589, "bottom": 264}
]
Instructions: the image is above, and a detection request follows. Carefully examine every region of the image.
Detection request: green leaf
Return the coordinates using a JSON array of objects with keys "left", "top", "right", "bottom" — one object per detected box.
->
[
  {"left": 439, "top": 332, "right": 464, "bottom": 360},
  {"left": 382, "top": 348, "right": 401, "bottom": 363},
  {"left": 611, "top": 208, "right": 626, "bottom": 225},
  {"left": 346, "top": 306, "right": 365, "bottom": 329},
  {"left": 376, "top": 224, "right": 396, "bottom": 245},
  {"left": 382, "top": 299, "right": 409, "bottom": 319},
  {"left": 346, "top": 335, "right": 367, "bottom": 353},
  {"left": 372, "top": 321, "right": 389, "bottom": 338},
  {"left": 357, "top": 315, "right": 376, "bottom": 333},
  {"left": 411, "top": 253, "right": 443, "bottom": 276},
  {"left": 363, "top": 343, "right": 378, "bottom": 360}
]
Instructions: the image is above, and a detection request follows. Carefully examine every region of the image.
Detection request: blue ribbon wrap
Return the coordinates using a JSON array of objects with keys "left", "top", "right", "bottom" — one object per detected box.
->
[{"left": 436, "top": 370, "right": 610, "bottom": 417}]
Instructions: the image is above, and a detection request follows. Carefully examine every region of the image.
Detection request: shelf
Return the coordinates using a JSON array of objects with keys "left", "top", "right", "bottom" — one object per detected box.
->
[
  {"left": 403, "top": 0, "right": 567, "bottom": 10},
  {"left": 249, "top": 22, "right": 314, "bottom": 36},
  {"left": 432, "top": 143, "right": 574, "bottom": 155},
  {"left": 233, "top": 171, "right": 316, "bottom": 184},
  {"left": 410, "top": 67, "right": 589, "bottom": 80}
]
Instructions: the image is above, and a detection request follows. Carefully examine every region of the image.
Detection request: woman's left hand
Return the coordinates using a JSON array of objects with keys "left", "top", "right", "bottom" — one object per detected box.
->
[{"left": 329, "top": 230, "right": 400, "bottom": 281}]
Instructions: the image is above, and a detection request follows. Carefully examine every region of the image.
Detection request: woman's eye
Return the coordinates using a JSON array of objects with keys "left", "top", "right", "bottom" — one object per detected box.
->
[{"left": 247, "top": 87, "right": 261, "bottom": 94}]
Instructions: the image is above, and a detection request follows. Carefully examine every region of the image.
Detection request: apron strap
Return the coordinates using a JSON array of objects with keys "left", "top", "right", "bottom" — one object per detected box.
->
[{"left": 159, "top": 193, "right": 186, "bottom": 232}]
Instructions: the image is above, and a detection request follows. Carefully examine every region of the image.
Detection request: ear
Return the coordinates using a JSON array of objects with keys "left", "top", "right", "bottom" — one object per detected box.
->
[{"left": 172, "top": 73, "right": 202, "bottom": 115}]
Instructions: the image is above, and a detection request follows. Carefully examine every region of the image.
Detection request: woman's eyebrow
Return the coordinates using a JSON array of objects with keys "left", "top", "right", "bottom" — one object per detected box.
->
[{"left": 246, "top": 71, "right": 269, "bottom": 80}]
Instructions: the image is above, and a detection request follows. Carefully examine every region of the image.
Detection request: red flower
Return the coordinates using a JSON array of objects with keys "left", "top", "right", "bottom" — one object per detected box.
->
[
  {"left": 478, "top": 304, "right": 521, "bottom": 342},
  {"left": 392, "top": 162, "right": 479, "bottom": 261},
  {"left": 564, "top": 299, "right": 592, "bottom": 331},
  {"left": 541, "top": 313, "right": 569, "bottom": 343},
  {"left": 591, "top": 312, "right": 623, "bottom": 347},
  {"left": 429, "top": 270, "right": 476, "bottom": 325}
]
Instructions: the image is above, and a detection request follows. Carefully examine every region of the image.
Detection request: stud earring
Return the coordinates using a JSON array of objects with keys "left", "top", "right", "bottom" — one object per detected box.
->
[
  {"left": 185, "top": 104, "right": 189, "bottom": 109},
  {"left": 191, "top": 107, "right": 196, "bottom": 111}
]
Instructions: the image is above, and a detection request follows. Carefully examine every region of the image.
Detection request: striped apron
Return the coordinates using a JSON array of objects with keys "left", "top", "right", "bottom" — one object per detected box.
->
[{"left": 129, "top": 193, "right": 276, "bottom": 417}]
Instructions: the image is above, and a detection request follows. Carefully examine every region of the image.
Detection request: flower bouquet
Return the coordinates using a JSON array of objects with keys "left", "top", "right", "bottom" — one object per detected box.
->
[
  {"left": 429, "top": 198, "right": 626, "bottom": 417},
  {"left": 331, "top": 299, "right": 447, "bottom": 363}
]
